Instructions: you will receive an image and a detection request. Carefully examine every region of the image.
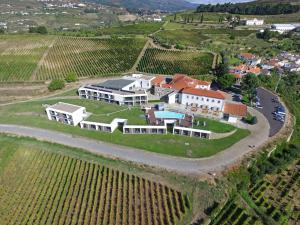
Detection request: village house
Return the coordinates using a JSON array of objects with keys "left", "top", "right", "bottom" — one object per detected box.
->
[
  {"left": 240, "top": 18, "right": 264, "bottom": 26},
  {"left": 238, "top": 53, "right": 262, "bottom": 66},
  {"left": 229, "top": 65, "right": 262, "bottom": 84}
]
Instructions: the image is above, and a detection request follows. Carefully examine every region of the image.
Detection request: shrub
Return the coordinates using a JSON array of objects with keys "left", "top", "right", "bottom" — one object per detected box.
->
[
  {"left": 48, "top": 79, "right": 65, "bottom": 91},
  {"left": 29, "top": 26, "right": 48, "bottom": 34},
  {"left": 65, "top": 72, "right": 78, "bottom": 83}
]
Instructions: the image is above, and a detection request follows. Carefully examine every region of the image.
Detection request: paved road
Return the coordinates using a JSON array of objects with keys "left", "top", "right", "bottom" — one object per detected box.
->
[
  {"left": 256, "top": 88, "right": 284, "bottom": 137},
  {"left": 0, "top": 108, "right": 269, "bottom": 174}
]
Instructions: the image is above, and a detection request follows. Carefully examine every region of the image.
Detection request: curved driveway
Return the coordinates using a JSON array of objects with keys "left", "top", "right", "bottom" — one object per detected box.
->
[{"left": 0, "top": 108, "right": 270, "bottom": 174}]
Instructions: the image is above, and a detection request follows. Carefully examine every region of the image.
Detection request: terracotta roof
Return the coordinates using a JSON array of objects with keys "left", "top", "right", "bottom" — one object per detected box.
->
[
  {"left": 232, "top": 65, "right": 261, "bottom": 75},
  {"left": 163, "top": 74, "right": 210, "bottom": 91},
  {"left": 152, "top": 75, "right": 165, "bottom": 86},
  {"left": 224, "top": 103, "right": 247, "bottom": 117},
  {"left": 182, "top": 88, "right": 226, "bottom": 100},
  {"left": 197, "top": 80, "right": 211, "bottom": 86},
  {"left": 240, "top": 53, "right": 256, "bottom": 60}
]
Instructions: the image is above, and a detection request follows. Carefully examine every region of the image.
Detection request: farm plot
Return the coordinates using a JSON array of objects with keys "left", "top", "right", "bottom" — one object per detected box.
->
[
  {"left": 36, "top": 36, "right": 146, "bottom": 80},
  {"left": 249, "top": 160, "right": 300, "bottom": 224},
  {"left": 0, "top": 147, "right": 189, "bottom": 225},
  {"left": 137, "top": 48, "right": 214, "bottom": 75},
  {"left": 0, "top": 35, "right": 53, "bottom": 81}
]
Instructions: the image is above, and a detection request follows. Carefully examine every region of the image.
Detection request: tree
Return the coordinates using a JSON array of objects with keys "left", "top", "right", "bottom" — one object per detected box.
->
[
  {"left": 200, "top": 13, "right": 204, "bottom": 23},
  {"left": 0, "top": 29, "right": 4, "bottom": 34},
  {"left": 241, "top": 73, "right": 259, "bottom": 103},
  {"left": 29, "top": 26, "right": 48, "bottom": 34},
  {"left": 48, "top": 79, "right": 65, "bottom": 92},
  {"left": 65, "top": 72, "right": 78, "bottom": 83},
  {"left": 217, "top": 73, "right": 236, "bottom": 90}
]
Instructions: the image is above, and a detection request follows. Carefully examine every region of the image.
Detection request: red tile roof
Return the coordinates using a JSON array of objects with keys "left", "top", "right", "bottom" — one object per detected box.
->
[
  {"left": 182, "top": 88, "right": 226, "bottom": 99},
  {"left": 224, "top": 103, "right": 247, "bottom": 117},
  {"left": 240, "top": 53, "right": 256, "bottom": 60},
  {"left": 232, "top": 65, "right": 261, "bottom": 75},
  {"left": 152, "top": 75, "right": 165, "bottom": 86},
  {"left": 159, "top": 74, "right": 211, "bottom": 91}
]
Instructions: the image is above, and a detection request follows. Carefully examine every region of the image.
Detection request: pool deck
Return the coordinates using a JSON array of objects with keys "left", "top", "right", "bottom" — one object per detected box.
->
[{"left": 147, "top": 108, "right": 193, "bottom": 127}]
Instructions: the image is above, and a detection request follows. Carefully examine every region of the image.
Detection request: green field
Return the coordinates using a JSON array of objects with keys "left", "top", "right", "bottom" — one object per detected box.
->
[
  {"left": 97, "top": 22, "right": 163, "bottom": 36},
  {"left": 0, "top": 98, "right": 249, "bottom": 158},
  {"left": 154, "top": 29, "right": 209, "bottom": 47},
  {"left": 137, "top": 48, "right": 214, "bottom": 75},
  {"left": 0, "top": 35, "right": 54, "bottom": 81},
  {"left": 0, "top": 135, "right": 190, "bottom": 225},
  {"left": 36, "top": 36, "right": 147, "bottom": 80},
  {"left": 193, "top": 117, "right": 236, "bottom": 133}
]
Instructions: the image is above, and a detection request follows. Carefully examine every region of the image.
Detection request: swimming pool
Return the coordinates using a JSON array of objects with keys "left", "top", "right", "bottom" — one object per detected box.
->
[{"left": 154, "top": 111, "right": 185, "bottom": 119}]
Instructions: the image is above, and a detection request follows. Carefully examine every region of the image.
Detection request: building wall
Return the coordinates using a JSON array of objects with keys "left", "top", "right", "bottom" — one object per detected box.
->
[
  {"left": 78, "top": 87, "right": 148, "bottom": 106},
  {"left": 46, "top": 107, "right": 86, "bottom": 126},
  {"left": 180, "top": 93, "right": 225, "bottom": 111}
]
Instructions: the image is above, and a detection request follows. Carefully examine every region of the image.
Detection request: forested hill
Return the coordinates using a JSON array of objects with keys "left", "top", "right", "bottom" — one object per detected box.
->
[
  {"left": 87, "top": 0, "right": 197, "bottom": 11},
  {"left": 196, "top": 0, "right": 300, "bottom": 15}
]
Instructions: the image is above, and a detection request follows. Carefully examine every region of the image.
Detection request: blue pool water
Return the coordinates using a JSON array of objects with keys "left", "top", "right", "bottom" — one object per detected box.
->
[{"left": 154, "top": 111, "right": 185, "bottom": 119}]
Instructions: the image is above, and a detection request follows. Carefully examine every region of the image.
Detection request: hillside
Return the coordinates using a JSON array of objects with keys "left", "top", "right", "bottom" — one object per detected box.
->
[{"left": 87, "top": 0, "right": 197, "bottom": 11}]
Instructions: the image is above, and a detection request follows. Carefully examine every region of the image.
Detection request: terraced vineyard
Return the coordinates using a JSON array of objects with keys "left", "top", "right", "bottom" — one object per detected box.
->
[
  {"left": 0, "top": 35, "right": 54, "bottom": 81},
  {"left": 0, "top": 148, "right": 189, "bottom": 225},
  {"left": 36, "top": 37, "right": 146, "bottom": 80},
  {"left": 137, "top": 48, "right": 214, "bottom": 75},
  {"left": 249, "top": 160, "right": 300, "bottom": 224},
  {"left": 209, "top": 199, "right": 261, "bottom": 225}
]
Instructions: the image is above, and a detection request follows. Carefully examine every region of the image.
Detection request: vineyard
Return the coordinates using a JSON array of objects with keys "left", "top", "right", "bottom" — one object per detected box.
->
[
  {"left": 137, "top": 48, "right": 214, "bottom": 75},
  {"left": 0, "top": 35, "right": 54, "bottom": 81},
  {"left": 249, "top": 159, "right": 300, "bottom": 224},
  {"left": 0, "top": 147, "right": 190, "bottom": 225},
  {"left": 35, "top": 37, "right": 146, "bottom": 80},
  {"left": 209, "top": 198, "right": 262, "bottom": 225}
]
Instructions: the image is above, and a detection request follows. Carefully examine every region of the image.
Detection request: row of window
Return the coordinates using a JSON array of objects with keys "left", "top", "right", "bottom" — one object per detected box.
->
[{"left": 185, "top": 95, "right": 222, "bottom": 103}]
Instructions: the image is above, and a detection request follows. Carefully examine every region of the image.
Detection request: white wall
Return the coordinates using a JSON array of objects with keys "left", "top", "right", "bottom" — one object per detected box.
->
[{"left": 180, "top": 93, "right": 224, "bottom": 111}]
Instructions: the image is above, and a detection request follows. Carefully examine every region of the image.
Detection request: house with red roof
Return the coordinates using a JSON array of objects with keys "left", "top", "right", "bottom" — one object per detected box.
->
[{"left": 238, "top": 53, "right": 261, "bottom": 66}]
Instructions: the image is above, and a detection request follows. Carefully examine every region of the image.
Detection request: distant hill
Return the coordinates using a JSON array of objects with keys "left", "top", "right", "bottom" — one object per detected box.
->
[
  {"left": 86, "top": 0, "right": 197, "bottom": 11},
  {"left": 196, "top": 0, "right": 300, "bottom": 15}
]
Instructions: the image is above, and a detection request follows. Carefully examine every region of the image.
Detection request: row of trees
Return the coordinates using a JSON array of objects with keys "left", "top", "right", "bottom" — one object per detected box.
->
[
  {"left": 196, "top": 3, "right": 300, "bottom": 15},
  {"left": 29, "top": 26, "right": 48, "bottom": 34}
]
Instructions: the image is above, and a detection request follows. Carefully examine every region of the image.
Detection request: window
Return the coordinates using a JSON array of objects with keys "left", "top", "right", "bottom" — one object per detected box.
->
[
  {"left": 218, "top": 100, "right": 221, "bottom": 103},
  {"left": 201, "top": 98, "right": 204, "bottom": 101},
  {"left": 206, "top": 98, "right": 209, "bottom": 102},
  {"left": 212, "top": 99, "right": 215, "bottom": 102},
  {"left": 196, "top": 97, "right": 199, "bottom": 100},
  {"left": 186, "top": 95, "right": 189, "bottom": 99},
  {"left": 192, "top": 96, "right": 194, "bottom": 99}
]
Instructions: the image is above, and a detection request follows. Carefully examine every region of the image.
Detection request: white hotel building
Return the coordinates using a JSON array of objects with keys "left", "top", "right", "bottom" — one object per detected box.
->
[
  {"left": 78, "top": 74, "right": 154, "bottom": 106},
  {"left": 46, "top": 102, "right": 87, "bottom": 126},
  {"left": 179, "top": 88, "right": 226, "bottom": 112}
]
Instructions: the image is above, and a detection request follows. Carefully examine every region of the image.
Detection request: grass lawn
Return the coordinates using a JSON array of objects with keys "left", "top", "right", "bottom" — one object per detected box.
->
[
  {"left": 0, "top": 98, "right": 250, "bottom": 158},
  {"left": 193, "top": 117, "right": 236, "bottom": 133}
]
